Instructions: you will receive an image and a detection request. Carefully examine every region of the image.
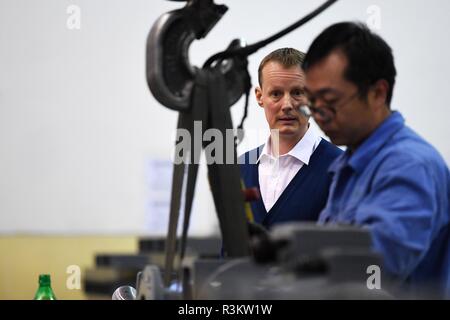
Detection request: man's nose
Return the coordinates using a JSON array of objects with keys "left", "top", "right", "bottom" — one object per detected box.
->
[{"left": 281, "top": 95, "right": 294, "bottom": 111}]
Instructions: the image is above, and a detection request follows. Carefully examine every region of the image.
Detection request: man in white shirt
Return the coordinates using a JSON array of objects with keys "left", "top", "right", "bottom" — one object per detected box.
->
[{"left": 240, "top": 48, "right": 342, "bottom": 229}]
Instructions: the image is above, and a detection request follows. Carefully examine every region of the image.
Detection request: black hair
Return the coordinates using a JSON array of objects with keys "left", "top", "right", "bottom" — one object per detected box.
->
[{"left": 303, "top": 22, "right": 396, "bottom": 106}]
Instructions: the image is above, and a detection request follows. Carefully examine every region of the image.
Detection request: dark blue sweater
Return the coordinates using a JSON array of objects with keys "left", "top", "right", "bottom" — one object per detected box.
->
[{"left": 240, "top": 139, "right": 342, "bottom": 229}]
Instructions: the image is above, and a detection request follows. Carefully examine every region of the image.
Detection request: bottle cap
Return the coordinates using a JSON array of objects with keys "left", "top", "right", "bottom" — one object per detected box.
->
[{"left": 39, "top": 274, "right": 51, "bottom": 286}]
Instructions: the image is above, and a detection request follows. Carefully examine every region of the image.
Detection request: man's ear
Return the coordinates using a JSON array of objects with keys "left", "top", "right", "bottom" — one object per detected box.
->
[
  {"left": 255, "top": 87, "right": 263, "bottom": 107},
  {"left": 370, "top": 79, "right": 389, "bottom": 109}
]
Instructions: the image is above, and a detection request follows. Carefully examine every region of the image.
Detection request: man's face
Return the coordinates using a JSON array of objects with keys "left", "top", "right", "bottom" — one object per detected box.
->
[
  {"left": 255, "top": 61, "right": 309, "bottom": 140},
  {"left": 304, "top": 50, "right": 375, "bottom": 148}
]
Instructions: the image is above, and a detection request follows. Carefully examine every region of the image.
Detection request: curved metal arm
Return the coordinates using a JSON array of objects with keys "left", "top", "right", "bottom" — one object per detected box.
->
[{"left": 146, "top": 0, "right": 228, "bottom": 111}]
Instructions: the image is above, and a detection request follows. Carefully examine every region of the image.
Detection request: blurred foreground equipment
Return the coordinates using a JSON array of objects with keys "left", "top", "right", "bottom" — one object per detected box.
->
[{"left": 118, "top": 224, "right": 394, "bottom": 299}]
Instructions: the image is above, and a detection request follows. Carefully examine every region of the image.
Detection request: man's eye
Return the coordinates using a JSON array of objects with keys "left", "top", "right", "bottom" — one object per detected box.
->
[
  {"left": 321, "top": 93, "right": 339, "bottom": 103},
  {"left": 270, "top": 91, "right": 281, "bottom": 98},
  {"left": 323, "top": 99, "right": 338, "bottom": 106},
  {"left": 292, "top": 89, "right": 305, "bottom": 97}
]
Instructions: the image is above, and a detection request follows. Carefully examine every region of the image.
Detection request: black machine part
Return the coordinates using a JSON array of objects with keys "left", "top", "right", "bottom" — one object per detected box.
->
[
  {"left": 146, "top": 0, "right": 226, "bottom": 111},
  {"left": 194, "top": 223, "right": 394, "bottom": 299},
  {"left": 129, "top": 224, "right": 395, "bottom": 299},
  {"left": 147, "top": 0, "right": 251, "bottom": 111}
]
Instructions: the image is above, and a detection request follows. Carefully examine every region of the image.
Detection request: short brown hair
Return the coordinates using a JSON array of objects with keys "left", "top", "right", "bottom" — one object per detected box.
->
[{"left": 258, "top": 48, "right": 306, "bottom": 86}]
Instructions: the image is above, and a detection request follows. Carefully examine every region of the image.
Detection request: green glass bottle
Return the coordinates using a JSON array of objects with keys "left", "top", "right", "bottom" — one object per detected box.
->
[{"left": 34, "top": 274, "right": 57, "bottom": 300}]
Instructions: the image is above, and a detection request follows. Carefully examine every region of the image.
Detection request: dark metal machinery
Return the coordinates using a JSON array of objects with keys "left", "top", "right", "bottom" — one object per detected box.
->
[{"left": 146, "top": 0, "right": 253, "bottom": 287}]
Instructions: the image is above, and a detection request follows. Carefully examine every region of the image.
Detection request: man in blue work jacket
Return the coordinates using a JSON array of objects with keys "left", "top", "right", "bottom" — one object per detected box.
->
[{"left": 302, "top": 22, "right": 450, "bottom": 298}]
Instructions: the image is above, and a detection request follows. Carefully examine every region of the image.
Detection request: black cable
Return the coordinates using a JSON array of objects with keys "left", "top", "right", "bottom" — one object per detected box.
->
[
  {"left": 235, "top": 68, "right": 252, "bottom": 144},
  {"left": 203, "top": 0, "right": 339, "bottom": 68},
  {"left": 238, "top": 91, "right": 250, "bottom": 131},
  {"left": 234, "top": 90, "right": 249, "bottom": 145}
]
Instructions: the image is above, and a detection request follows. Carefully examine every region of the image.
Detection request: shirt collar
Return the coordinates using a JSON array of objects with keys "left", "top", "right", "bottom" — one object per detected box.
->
[
  {"left": 257, "top": 137, "right": 271, "bottom": 163},
  {"left": 257, "top": 125, "right": 321, "bottom": 165},
  {"left": 329, "top": 111, "right": 405, "bottom": 174}
]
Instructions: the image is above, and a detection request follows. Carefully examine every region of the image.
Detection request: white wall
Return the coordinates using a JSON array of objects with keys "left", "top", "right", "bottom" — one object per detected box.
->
[{"left": 1, "top": 0, "right": 449, "bottom": 235}]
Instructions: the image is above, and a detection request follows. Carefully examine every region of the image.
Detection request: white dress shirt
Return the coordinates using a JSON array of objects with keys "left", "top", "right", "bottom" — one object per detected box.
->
[{"left": 258, "top": 127, "right": 322, "bottom": 212}]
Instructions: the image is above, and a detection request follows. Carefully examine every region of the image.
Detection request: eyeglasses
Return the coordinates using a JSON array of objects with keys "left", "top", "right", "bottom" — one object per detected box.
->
[{"left": 300, "top": 91, "right": 360, "bottom": 123}]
